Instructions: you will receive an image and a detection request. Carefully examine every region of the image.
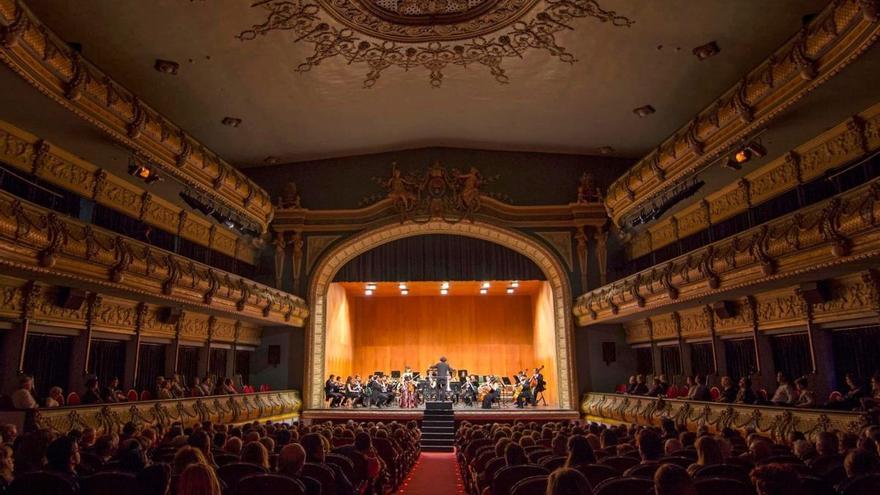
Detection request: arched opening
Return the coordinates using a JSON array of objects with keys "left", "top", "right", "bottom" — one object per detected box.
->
[{"left": 306, "top": 220, "right": 576, "bottom": 410}]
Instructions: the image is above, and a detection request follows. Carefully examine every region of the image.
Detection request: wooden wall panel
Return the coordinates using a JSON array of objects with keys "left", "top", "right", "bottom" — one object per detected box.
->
[
  {"left": 344, "top": 291, "right": 543, "bottom": 392},
  {"left": 532, "top": 282, "right": 557, "bottom": 405},
  {"left": 325, "top": 283, "right": 353, "bottom": 380}
]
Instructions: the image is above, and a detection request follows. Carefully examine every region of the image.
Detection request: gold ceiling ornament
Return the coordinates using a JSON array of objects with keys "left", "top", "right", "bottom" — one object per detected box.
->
[{"left": 236, "top": 0, "right": 634, "bottom": 87}]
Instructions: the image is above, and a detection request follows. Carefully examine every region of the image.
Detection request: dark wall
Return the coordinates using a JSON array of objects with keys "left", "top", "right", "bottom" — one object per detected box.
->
[
  {"left": 574, "top": 324, "right": 635, "bottom": 397},
  {"left": 245, "top": 147, "right": 633, "bottom": 209}
]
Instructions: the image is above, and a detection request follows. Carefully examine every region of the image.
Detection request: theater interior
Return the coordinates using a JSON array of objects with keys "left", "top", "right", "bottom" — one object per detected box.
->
[{"left": 0, "top": 1, "right": 879, "bottom": 494}]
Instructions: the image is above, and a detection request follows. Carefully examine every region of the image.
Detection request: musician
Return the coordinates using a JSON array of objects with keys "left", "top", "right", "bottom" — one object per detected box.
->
[
  {"left": 462, "top": 375, "right": 478, "bottom": 406},
  {"left": 325, "top": 374, "right": 344, "bottom": 408},
  {"left": 344, "top": 376, "right": 362, "bottom": 408},
  {"left": 399, "top": 376, "right": 417, "bottom": 408},
  {"left": 370, "top": 375, "right": 392, "bottom": 408},
  {"left": 434, "top": 356, "right": 451, "bottom": 402},
  {"left": 531, "top": 367, "right": 546, "bottom": 406},
  {"left": 515, "top": 371, "right": 533, "bottom": 408},
  {"left": 481, "top": 376, "right": 500, "bottom": 409}
]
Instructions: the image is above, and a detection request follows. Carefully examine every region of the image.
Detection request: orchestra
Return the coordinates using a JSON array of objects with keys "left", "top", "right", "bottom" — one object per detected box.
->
[{"left": 324, "top": 358, "right": 547, "bottom": 409}]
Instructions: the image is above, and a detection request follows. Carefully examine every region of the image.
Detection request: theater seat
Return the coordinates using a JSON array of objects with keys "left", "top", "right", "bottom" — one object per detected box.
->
[
  {"left": 839, "top": 473, "right": 880, "bottom": 495},
  {"left": 82, "top": 471, "right": 137, "bottom": 495},
  {"left": 66, "top": 392, "right": 80, "bottom": 406},
  {"left": 593, "top": 476, "right": 653, "bottom": 495},
  {"left": 624, "top": 461, "right": 660, "bottom": 478},
  {"left": 217, "top": 463, "right": 268, "bottom": 492},
  {"left": 302, "top": 463, "right": 337, "bottom": 495},
  {"left": 600, "top": 455, "right": 640, "bottom": 473},
  {"left": 799, "top": 475, "right": 835, "bottom": 495},
  {"left": 491, "top": 465, "right": 550, "bottom": 495},
  {"left": 538, "top": 456, "right": 566, "bottom": 472},
  {"left": 140, "top": 390, "right": 152, "bottom": 401},
  {"left": 8, "top": 471, "right": 77, "bottom": 495},
  {"left": 127, "top": 389, "right": 138, "bottom": 402},
  {"left": 237, "top": 474, "right": 304, "bottom": 495},
  {"left": 658, "top": 456, "right": 692, "bottom": 469},
  {"left": 576, "top": 463, "right": 619, "bottom": 487},
  {"left": 510, "top": 475, "right": 549, "bottom": 495},
  {"left": 694, "top": 477, "right": 755, "bottom": 495},
  {"left": 693, "top": 464, "right": 750, "bottom": 484}
]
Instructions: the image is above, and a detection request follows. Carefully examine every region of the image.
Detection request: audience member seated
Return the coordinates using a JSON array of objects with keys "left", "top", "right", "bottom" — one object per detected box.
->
[
  {"left": 688, "top": 375, "right": 711, "bottom": 402},
  {"left": 632, "top": 375, "right": 649, "bottom": 396},
  {"left": 794, "top": 377, "right": 816, "bottom": 408},
  {"left": 736, "top": 377, "right": 757, "bottom": 405},
  {"left": 11, "top": 375, "right": 37, "bottom": 410},
  {"left": 81, "top": 378, "right": 103, "bottom": 405},
  {"left": 717, "top": 376, "right": 737, "bottom": 403},
  {"left": 45, "top": 387, "right": 65, "bottom": 408},
  {"left": 655, "top": 464, "right": 696, "bottom": 495},
  {"left": 546, "top": 467, "right": 591, "bottom": 495}
]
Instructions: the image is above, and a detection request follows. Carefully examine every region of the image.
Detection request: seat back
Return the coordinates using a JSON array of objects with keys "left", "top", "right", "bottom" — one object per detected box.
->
[
  {"left": 217, "top": 462, "right": 268, "bottom": 492},
  {"left": 840, "top": 473, "right": 880, "bottom": 495},
  {"left": 576, "top": 463, "right": 620, "bottom": 487},
  {"left": 140, "top": 390, "right": 152, "bottom": 401},
  {"left": 694, "top": 477, "right": 755, "bottom": 495},
  {"left": 126, "top": 389, "right": 138, "bottom": 402},
  {"left": 510, "top": 475, "right": 549, "bottom": 495},
  {"left": 693, "top": 464, "right": 750, "bottom": 484},
  {"left": 624, "top": 462, "right": 660, "bottom": 479},
  {"left": 237, "top": 474, "right": 304, "bottom": 495},
  {"left": 8, "top": 471, "right": 77, "bottom": 495},
  {"left": 538, "top": 456, "right": 566, "bottom": 472},
  {"left": 302, "top": 463, "right": 337, "bottom": 495},
  {"left": 526, "top": 448, "right": 553, "bottom": 463},
  {"left": 67, "top": 392, "right": 81, "bottom": 405},
  {"left": 325, "top": 453, "right": 356, "bottom": 485},
  {"left": 492, "top": 465, "right": 550, "bottom": 495},
  {"left": 600, "top": 456, "right": 640, "bottom": 472},
  {"left": 215, "top": 453, "right": 239, "bottom": 467},
  {"left": 799, "top": 475, "right": 835, "bottom": 495},
  {"left": 331, "top": 449, "right": 367, "bottom": 486},
  {"left": 82, "top": 471, "right": 137, "bottom": 495},
  {"left": 659, "top": 456, "right": 692, "bottom": 469},
  {"left": 593, "top": 476, "right": 654, "bottom": 495},
  {"left": 136, "top": 464, "right": 171, "bottom": 495}
]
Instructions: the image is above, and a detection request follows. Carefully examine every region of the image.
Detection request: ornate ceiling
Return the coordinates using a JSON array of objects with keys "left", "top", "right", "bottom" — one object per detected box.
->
[{"left": 13, "top": 0, "right": 828, "bottom": 164}]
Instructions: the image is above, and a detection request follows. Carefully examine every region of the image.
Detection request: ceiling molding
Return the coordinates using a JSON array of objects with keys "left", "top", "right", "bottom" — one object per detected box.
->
[
  {"left": 0, "top": 0, "right": 274, "bottom": 234},
  {"left": 604, "top": 0, "right": 880, "bottom": 228}
]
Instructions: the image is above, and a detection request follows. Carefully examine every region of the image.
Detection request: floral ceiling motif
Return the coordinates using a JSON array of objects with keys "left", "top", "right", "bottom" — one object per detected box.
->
[{"left": 236, "top": 0, "right": 634, "bottom": 87}]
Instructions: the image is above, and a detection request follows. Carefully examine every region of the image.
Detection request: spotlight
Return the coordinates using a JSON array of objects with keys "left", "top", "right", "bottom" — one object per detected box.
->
[
  {"left": 128, "top": 162, "right": 160, "bottom": 184},
  {"left": 480, "top": 289, "right": 488, "bottom": 295},
  {"left": 511, "top": 281, "right": 519, "bottom": 288},
  {"left": 440, "top": 288, "right": 448, "bottom": 295},
  {"left": 366, "top": 283, "right": 377, "bottom": 291},
  {"left": 365, "top": 289, "right": 373, "bottom": 296},
  {"left": 727, "top": 141, "right": 767, "bottom": 169},
  {"left": 401, "top": 289, "right": 409, "bottom": 295},
  {"left": 481, "top": 282, "right": 490, "bottom": 289},
  {"left": 398, "top": 283, "right": 407, "bottom": 290},
  {"left": 441, "top": 282, "right": 450, "bottom": 290},
  {"left": 506, "top": 288, "right": 515, "bottom": 294}
]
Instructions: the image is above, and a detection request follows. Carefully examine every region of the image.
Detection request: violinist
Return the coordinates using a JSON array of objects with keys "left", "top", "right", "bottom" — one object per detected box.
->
[
  {"left": 481, "top": 376, "right": 500, "bottom": 409},
  {"left": 515, "top": 371, "right": 532, "bottom": 408},
  {"left": 462, "top": 375, "right": 478, "bottom": 406}
]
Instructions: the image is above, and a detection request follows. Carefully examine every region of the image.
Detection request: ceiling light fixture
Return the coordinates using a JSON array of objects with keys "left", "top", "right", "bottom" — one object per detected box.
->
[
  {"left": 725, "top": 141, "right": 767, "bottom": 170},
  {"left": 366, "top": 283, "right": 377, "bottom": 291},
  {"left": 441, "top": 282, "right": 450, "bottom": 290},
  {"left": 506, "top": 288, "right": 515, "bottom": 294},
  {"left": 440, "top": 288, "right": 448, "bottom": 295},
  {"left": 154, "top": 59, "right": 180, "bottom": 75},
  {"left": 127, "top": 156, "right": 161, "bottom": 184},
  {"left": 633, "top": 105, "right": 656, "bottom": 118},
  {"left": 365, "top": 289, "right": 373, "bottom": 296},
  {"left": 692, "top": 41, "right": 720, "bottom": 61},
  {"left": 401, "top": 289, "right": 409, "bottom": 295},
  {"left": 511, "top": 281, "right": 519, "bottom": 288},
  {"left": 398, "top": 283, "right": 407, "bottom": 290},
  {"left": 221, "top": 117, "right": 243, "bottom": 128},
  {"left": 481, "top": 282, "right": 491, "bottom": 289},
  {"left": 264, "top": 156, "right": 280, "bottom": 165},
  {"left": 480, "top": 289, "right": 488, "bottom": 295}
]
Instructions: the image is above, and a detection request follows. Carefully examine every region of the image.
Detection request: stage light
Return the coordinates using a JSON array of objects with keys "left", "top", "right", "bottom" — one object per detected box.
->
[
  {"left": 398, "top": 283, "right": 407, "bottom": 290},
  {"left": 511, "top": 281, "right": 519, "bottom": 288},
  {"left": 480, "top": 289, "right": 488, "bottom": 295},
  {"left": 365, "top": 283, "right": 377, "bottom": 290},
  {"left": 441, "top": 281, "right": 450, "bottom": 289},
  {"left": 506, "top": 288, "right": 515, "bottom": 294},
  {"left": 401, "top": 289, "right": 408, "bottom": 295},
  {"left": 364, "top": 289, "right": 373, "bottom": 296},
  {"left": 128, "top": 162, "right": 160, "bottom": 184},
  {"left": 440, "top": 288, "right": 448, "bottom": 295},
  {"left": 481, "top": 282, "right": 490, "bottom": 289}
]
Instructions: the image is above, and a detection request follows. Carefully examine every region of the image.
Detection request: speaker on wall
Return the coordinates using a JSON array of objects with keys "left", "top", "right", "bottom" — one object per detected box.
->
[
  {"left": 712, "top": 300, "right": 737, "bottom": 319},
  {"left": 267, "top": 345, "right": 281, "bottom": 367},
  {"left": 602, "top": 342, "right": 616, "bottom": 366},
  {"left": 158, "top": 307, "right": 183, "bottom": 324},
  {"left": 799, "top": 280, "right": 831, "bottom": 305},
  {"left": 56, "top": 287, "right": 87, "bottom": 310}
]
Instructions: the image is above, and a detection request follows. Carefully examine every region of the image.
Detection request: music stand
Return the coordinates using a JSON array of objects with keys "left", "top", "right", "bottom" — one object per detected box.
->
[
  {"left": 374, "top": 371, "right": 383, "bottom": 377},
  {"left": 391, "top": 370, "right": 401, "bottom": 379},
  {"left": 413, "top": 372, "right": 421, "bottom": 380},
  {"left": 501, "top": 377, "right": 511, "bottom": 386}
]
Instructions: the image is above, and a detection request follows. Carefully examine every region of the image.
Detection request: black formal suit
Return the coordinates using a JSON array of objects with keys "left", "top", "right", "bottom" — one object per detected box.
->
[
  {"left": 325, "top": 379, "right": 344, "bottom": 407},
  {"left": 434, "top": 361, "right": 450, "bottom": 401}
]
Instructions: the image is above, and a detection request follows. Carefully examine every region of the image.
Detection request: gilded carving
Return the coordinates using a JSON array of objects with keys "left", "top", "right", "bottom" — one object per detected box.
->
[{"left": 536, "top": 231, "right": 574, "bottom": 272}]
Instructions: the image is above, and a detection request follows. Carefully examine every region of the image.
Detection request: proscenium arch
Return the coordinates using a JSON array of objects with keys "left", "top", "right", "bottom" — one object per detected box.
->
[{"left": 305, "top": 220, "right": 576, "bottom": 410}]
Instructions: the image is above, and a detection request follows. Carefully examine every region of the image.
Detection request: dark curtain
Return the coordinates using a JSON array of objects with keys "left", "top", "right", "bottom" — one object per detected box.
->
[
  {"left": 136, "top": 343, "right": 166, "bottom": 392},
  {"left": 235, "top": 350, "right": 252, "bottom": 382},
  {"left": 832, "top": 325, "right": 880, "bottom": 389},
  {"left": 209, "top": 348, "right": 228, "bottom": 379},
  {"left": 89, "top": 339, "right": 126, "bottom": 389},
  {"left": 770, "top": 333, "right": 812, "bottom": 380},
  {"left": 710, "top": 211, "right": 751, "bottom": 242},
  {"left": 660, "top": 346, "right": 682, "bottom": 379},
  {"left": 23, "top": 333, "right": 73, "bottom": 400},
  {"left": 636, "top": 348, "right": 653, "bottom": 376},
  {"left": 334, "top": 234, "right": 546, "bottom": 282},
  {"left": 724, "top": 338, "right": 757, "bottom": 380},
  {"left": 177, "top": 346, "right": 201, "bottom": 386},
  {"left": 751, "top": 188, "right": 800, "bottom": 225},
  {"left": 690, "top": 342, "right": 715, "bottom": 377}
]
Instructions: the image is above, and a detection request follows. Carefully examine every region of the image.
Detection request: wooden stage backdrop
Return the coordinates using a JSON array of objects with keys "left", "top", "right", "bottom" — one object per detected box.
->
[{"left": 325, "top": 282, "right": 558, "bottom": 405}]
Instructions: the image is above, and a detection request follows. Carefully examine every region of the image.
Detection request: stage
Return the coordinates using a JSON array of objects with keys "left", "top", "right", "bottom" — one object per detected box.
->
[{"left": 301, "top": 405, "right": 580, "bottom": 423}]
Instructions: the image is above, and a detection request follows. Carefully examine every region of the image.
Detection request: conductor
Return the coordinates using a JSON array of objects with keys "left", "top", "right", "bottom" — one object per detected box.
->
[{"left": 434, "top": 356, "right": 451, "bottom": 402}]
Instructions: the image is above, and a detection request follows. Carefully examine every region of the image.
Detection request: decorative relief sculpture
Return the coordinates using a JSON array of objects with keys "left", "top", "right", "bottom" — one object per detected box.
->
[
  {"left": 277, "top": 182, "right": 302, "bottom": 210},
  {"left": 576, "top": 172, "right": 602, "bottom": 204},
  {"left": 370, "top": 161, "right": 503, "bottom": 223},
  {"left": 236, "top": 0, "right": 634, "bottom": 87}
]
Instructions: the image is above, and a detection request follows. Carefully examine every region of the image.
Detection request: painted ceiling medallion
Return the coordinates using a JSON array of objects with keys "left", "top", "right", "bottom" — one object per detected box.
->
[{"left": 236, "top": 0, "right": 634, "bottom": 87}]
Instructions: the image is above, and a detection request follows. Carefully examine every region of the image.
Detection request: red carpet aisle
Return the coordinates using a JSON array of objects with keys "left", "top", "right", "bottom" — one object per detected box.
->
[{"left": 397, "top": 452, "right": 465, "bottom": 495}]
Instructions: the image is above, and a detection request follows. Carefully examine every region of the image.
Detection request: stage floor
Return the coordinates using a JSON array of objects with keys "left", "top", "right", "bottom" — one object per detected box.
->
[{"left": 302, "top": 405, "right": 579, "bottom": 423}]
